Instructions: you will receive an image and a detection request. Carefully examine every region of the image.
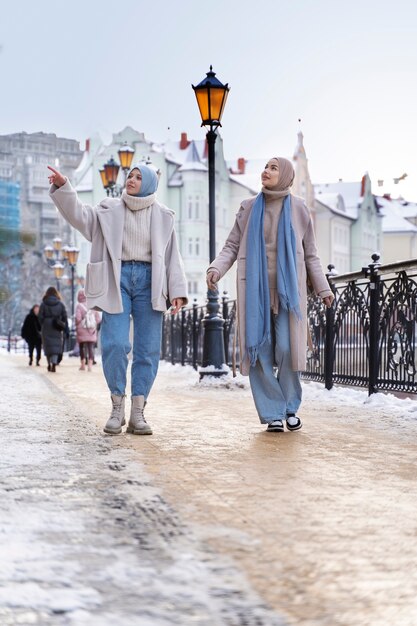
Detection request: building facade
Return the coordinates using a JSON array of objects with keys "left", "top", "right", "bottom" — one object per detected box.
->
[{"left": 0, "top": 132, "right": 83, "bottom": 332}]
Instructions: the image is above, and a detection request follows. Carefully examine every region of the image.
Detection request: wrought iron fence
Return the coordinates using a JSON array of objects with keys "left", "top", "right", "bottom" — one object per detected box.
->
[{"left": 162, "top": 254, "right": 417, "bottom": 395}]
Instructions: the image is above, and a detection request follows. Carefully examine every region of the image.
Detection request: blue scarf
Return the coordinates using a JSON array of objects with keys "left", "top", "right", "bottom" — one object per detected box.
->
[{"left": 245, "top": 193, "right": 301, "bottom": 367}]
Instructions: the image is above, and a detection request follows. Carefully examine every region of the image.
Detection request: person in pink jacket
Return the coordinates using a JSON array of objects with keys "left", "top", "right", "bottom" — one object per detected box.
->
[{"left": 75, "top": 289, "right": 101, "bottom": 372}]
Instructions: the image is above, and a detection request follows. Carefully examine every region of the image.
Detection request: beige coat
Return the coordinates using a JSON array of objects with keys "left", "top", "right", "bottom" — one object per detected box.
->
[
  {"left": 209, "top": 194, "right": 331, "bottom": 375},
  {"left": 50, "top": 180, "right": 188, "bottom": 314}
]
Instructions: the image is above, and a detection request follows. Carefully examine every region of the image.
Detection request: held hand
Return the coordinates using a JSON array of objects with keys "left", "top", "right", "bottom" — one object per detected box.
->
[
  {"left": 322, "top": 294, "right": 335, "bottom": 308},
  {"left": 170, "top": 298, "right": 185, "bottom": 315},
  {"left": 47, "top": 165, "right": 67, "bottom": 188},
  {"left": 206, "top": 270, "right": 220, "bottom": 291}
]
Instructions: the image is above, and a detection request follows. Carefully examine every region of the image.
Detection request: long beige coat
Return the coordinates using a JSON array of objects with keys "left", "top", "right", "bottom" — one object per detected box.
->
[
  {"left": 50, "top": 180, "right": 188, "bottom": 314},
  {"left": 209, "top": 194, "right": 331, "bottom": 375}
]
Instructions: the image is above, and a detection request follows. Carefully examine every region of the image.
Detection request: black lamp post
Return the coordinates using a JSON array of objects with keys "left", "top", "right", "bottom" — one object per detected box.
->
[
  {"left": 192, "top": 66, "right": 230, "bottom": 376},
  {"left": 44, "top": 239, "right": 79, "bottom": 349},
  {"left": 66, "top": 246, "right": 80, "bottom": 347},
  {"left": 99, "top": 143, "right": 135, "bottom": 197}
]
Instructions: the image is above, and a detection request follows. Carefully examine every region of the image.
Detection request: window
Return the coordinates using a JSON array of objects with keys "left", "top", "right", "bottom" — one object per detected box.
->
[
  {"left": 188, "top": 238, "right": 193, "bottom": 255},
  {"left": 195, "top": 195, "right": 200, "bottom": 219},
  {"left": 195, "top": 238, "right": 200, "bottom": 256},
  {"left": 188, "top": 197, "right": 193, "bottom": 219}
]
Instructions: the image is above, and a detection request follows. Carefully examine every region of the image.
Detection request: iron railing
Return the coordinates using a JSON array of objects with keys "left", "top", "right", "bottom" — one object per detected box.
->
[{"left": 162, "top": 254, "right": 417, "bottom": 395}]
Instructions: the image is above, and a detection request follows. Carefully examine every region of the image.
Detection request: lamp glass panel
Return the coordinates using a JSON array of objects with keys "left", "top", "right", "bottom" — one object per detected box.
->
[
  {"left": 214, "top": 88, "right": 229, "bottom": 121},
  {"left": 99, "top": 168, "right": 109, "bottom": 188},
  {"left": 209, "top": 88, "right": 228, "bottom": 121},
  {"left": 194, "top": 89, "right": 210, "bottom": 123}
]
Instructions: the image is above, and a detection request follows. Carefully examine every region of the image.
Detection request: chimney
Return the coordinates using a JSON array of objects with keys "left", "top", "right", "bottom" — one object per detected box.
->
[
  {"left": 180, "top": 132, "right": 190, "bottom": 150},
  {"left": 237, "top": 157, "right": 246, "bottom": 174},
  {"left": 85, "top": 138, "right": 90, "bottom": 152}
]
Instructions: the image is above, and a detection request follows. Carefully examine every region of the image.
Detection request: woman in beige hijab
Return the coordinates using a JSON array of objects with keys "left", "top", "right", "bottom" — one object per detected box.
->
[{"left": 207, "top": 157, "right": 333, "bottom": 432}]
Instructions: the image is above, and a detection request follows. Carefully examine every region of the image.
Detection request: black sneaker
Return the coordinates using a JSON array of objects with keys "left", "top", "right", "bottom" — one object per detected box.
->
[
  {"left": 266, "top": 420, "right": 284, "bottom": 432},
  {"left": 286, "top": 414, "right": 302, "bottom": 431}
]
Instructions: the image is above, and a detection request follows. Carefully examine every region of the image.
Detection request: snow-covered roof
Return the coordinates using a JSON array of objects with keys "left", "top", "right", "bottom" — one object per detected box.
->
[
  {"left": 314, "top": 182, "right": 363, "bottom": 219},
  {"left": 375, "top": 196, "right": 417, "bottom": 234},
  {"left": 163, "top": 139, "right": 206, "bottom": 166},
  {"left": 178, "top": 140, "right": 208, "bottom": 173},
  {"left": 315, "top": 193, "right": 356, "bottom": 220},
  {"left": 227, "top": 158, "right": 266, "bottom": 195}
]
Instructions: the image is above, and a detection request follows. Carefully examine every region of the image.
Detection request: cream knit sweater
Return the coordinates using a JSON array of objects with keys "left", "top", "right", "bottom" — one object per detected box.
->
[
  {"left": 263, "top": 189, "right": 284, "bottom": 314},
  {"left": 121, "top": 190, "right": 155, "bottom": 262}
]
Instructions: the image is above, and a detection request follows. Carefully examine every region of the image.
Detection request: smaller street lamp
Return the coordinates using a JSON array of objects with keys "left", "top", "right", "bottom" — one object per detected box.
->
[
  {"left": 103, "top": 156, "right": 120, "bottom": 194},
  {"left": 53, "top": 237, "right": 62, "bottom": 252},
  {"left": 100, "top": 143, "right": 135, "bottom": 197},
  {"left": 118, "top": 142, "right": 135, "bottom": 173},
  {"left": 53, "top": 262, "right": 65, "bottom": 292},
  {"left": 43, "top": 240, "right": 79, "bottom": 349}
]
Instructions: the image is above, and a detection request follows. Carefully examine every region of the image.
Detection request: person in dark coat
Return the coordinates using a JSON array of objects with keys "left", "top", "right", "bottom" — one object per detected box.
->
[
  {"left": 21, "top": 305, "right": 42, "bottom": 366},
  {"left": 38, "top": 286, "right": 68, "bottom": 372}
]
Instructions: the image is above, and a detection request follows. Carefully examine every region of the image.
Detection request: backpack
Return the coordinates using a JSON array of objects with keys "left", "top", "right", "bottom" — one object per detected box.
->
[{"left": 81, "top": 308, "right": 97, "bottom": 331}]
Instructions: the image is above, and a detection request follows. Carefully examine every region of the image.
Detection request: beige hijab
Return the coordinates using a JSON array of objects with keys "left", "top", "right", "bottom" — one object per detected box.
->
[{"left": 262, "top": 157, "right": 295, "bottom": 198}]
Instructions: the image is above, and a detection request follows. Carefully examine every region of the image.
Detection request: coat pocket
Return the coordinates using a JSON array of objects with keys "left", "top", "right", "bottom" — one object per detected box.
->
[{"left": 85, "top": 261, "right": 108, "bottom": 298}]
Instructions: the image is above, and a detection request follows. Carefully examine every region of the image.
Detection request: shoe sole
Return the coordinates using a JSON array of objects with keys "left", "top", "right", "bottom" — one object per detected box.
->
[
  {"left": 103, "top": 419, "right": 126, "bottom": 435},
  {"left": 126, "top": 426, "right": 153, "bottom": 435},
  {"left": 286, "top": 423, "right": 303, "bottom": 431},
  {"left": 266, "top": 425, "right": 284, "bottom": 432}
]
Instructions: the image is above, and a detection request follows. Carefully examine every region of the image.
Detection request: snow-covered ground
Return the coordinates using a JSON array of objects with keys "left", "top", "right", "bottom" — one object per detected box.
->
[{"left": 158, "top": 360, "right": 417, "bottom": 417}]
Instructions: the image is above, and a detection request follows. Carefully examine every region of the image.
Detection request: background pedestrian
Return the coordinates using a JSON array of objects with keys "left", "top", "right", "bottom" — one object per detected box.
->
[
  {"left": 38, "top": 286, "right": 68, "bottom": 373},
  {"left": 21, "top": 304, "right": 42, "bottom": 366},
  {"left": 75, "top": 289, "right": 101, "bottom": 372}
]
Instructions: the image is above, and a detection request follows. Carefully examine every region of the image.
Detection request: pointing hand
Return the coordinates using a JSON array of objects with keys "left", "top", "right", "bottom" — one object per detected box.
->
[{"left": 47, "top": 165, "right": 67, "bottom": 188}]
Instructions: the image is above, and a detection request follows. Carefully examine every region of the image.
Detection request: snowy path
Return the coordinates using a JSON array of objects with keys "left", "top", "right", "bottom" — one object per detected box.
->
[
  {"left": 3, "top": 352, "right": 417, "bottom": 625},
  {"left": 0, "top": 355, "right": 285, "bottom": 626}
]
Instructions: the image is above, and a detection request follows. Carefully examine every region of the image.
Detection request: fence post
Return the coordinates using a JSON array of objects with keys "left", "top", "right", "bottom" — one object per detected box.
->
[
  {"left": 222, "top": 291, "right": 229, "bottom": 364},
  {"left": 368, "top": 253, "right": 381, "bottom": 395},
  {"left": 192, "top": 299, "right": 198, "bottom": 370},
  {"left": 181, "top": 308, "right": 186, "bottom": 366},
  {"left": 170, "top": 314, "right": 175, "bottom": 365},
  {"left": 7, "top": 329, "right": 11, "bottom": 353},
  {"left": 324, "top": 265, "right": 336, "bottom": 390}
]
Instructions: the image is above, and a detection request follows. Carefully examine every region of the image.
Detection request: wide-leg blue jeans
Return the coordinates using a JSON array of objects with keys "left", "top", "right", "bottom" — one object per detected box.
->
[
  {"left": 249, "top": 308, "right": 302, "bottom": 423},
  {"left": 101, "top": 262, "right": 163, "bottom": 398}
]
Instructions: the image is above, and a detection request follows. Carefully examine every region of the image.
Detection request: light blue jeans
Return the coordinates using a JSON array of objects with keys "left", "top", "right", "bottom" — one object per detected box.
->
[
  {"left": 101, "top": 262, "right": 163, "bottom": 398},
  {"left": 249, "top": 308, "right": 302, "bottom": 424}
]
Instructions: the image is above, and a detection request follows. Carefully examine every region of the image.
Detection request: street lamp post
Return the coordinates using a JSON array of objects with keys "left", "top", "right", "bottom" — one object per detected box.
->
[
  {"left": 192, "top": 66, "right": 230, "bottom": 377},
  {"left": 43, "top": 239, "right": 79, "bottom": 349},
  {"left": 99, "top": 143, "right": 135, "bottom": 197}
]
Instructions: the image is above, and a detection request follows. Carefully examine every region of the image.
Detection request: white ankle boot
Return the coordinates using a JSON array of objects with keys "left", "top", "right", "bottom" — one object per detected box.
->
[
  {"left": 126, "top": 396, "right": 152, "bottom": 435},
  {"left": 103, "top": 394, "right": 126, "bottom": 435}
]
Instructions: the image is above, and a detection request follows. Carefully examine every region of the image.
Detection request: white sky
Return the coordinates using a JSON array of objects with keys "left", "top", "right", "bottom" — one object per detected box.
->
[{"left": 1, "top": 0, "right": 416, "bottom": 198}]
